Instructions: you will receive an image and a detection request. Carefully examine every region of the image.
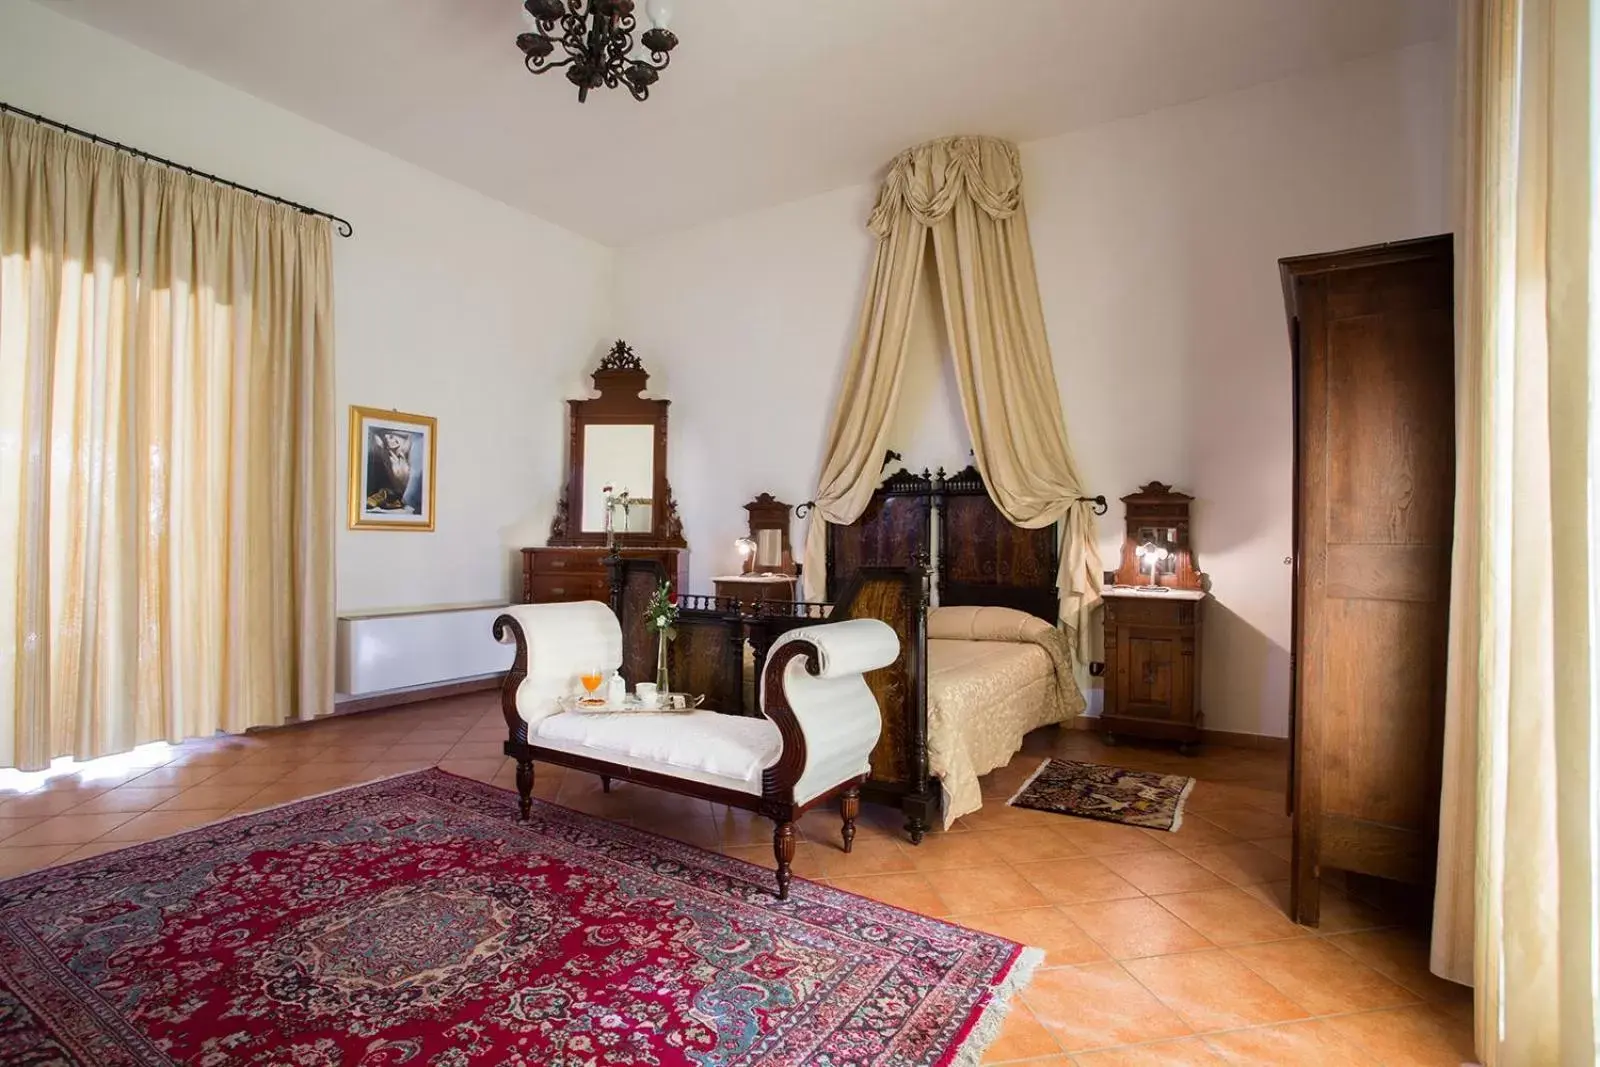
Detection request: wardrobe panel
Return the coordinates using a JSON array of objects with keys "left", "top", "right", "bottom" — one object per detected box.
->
[{"left": 1282, "top": 234, "right": 1454, "bottom": 926}]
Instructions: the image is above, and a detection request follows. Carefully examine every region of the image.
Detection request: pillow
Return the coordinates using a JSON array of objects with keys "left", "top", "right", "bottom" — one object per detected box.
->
[{"left": 928, "top": 604, "right": 1053, "bottom": 643}]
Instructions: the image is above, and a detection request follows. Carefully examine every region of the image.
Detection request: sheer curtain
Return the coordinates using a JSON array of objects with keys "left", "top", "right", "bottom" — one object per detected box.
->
[
  {"left": 0, "top": 112, "right": 335, "bottom": 771},
  {"left": 1431, "top": 1, "right": 1599, "bottom": 1063},
  {"left": 803, "top": 136, "right": 1101, "bottom": 676}
]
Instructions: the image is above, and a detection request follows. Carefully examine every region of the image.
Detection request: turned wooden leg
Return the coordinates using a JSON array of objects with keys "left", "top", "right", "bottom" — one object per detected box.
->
[
  {"left": 601, "top": 775, "right": 612, "bottom": 794},
  {"left": 904, "top": 815, "right": 927, "bottom": 846},
  {"left": 515, "top": 759, "right": 534, "bottom": 821},
  {"left": 772, "top": 820, "right": 796, "bottom": 901},
  {"left": 840, "top": 788, "right": 860, "bottom": 854}
]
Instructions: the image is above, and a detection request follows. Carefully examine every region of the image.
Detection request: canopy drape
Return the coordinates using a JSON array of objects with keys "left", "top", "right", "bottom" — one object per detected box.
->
[
  {"left": 1431, "top": 1, "right": 1600, "bottom": 1064},
  {"left": 803, "top": 136, "right": 1102, "bottom": 680},
  {"left": 0, "top": 112, "right": 336, "bottom": 770}
]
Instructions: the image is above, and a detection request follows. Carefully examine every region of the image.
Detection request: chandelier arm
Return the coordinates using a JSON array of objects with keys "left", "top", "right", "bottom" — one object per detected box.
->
[
  {"left": 560, "top": 11, "right": 587, "bottom": 55},
  {"left": 609, "top": 15, "right": 636, "bottom": 60},
  {"left": 526, "top": 53, "right": 577, "bottom": 73}
]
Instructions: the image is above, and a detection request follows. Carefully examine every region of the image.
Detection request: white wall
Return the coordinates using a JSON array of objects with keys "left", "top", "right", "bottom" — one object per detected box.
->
[
  {"left": 616, "top": 41, "right": 1452, "bottom": 738},
  {"left": 0, "top": 0, "right": 613, "bottom": 614}
]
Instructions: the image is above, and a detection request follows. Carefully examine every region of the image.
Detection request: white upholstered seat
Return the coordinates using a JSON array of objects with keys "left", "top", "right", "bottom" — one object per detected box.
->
[{"left": 533, "top": 709, "right": 780, "bottom": 794}]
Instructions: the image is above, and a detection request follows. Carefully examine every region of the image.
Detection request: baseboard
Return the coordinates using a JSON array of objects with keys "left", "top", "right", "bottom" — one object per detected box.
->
[
  {"left": 1200, "top": 729, "right": 1290, "bottom": 752},
  {"left": 1065, "top": 715, "right": 1289, "bottom": 753},
  {"left": 325, "top": 674, "right": 504, "bottom": 717}
]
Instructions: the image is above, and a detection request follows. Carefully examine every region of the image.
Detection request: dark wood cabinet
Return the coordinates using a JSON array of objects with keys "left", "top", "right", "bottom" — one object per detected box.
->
[
  {"left": 521, "top": 547, "right": 686, "bottom": 605},
  {"left": 1281, "top": 234, "right": 1454, "bottom": 925},
  {"left": 1101, "top": 591, "right": 1205, "bottom": 749}
]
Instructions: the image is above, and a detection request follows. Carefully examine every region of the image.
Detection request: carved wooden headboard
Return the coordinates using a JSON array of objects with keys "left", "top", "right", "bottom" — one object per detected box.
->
[
  {"left": 823, "top": 468, "right": 932, "bottom": 603},
  {"left": 823, "top": 464, "right": 1060, "bottom": 624},
  {"left": 937, "top": 465, "right": 1059, "bottom": 623}
]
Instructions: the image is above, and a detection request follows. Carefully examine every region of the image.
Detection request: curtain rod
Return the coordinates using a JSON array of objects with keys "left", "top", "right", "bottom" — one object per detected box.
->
[{"left": 1, "top": 101, "right": 354, "bottom": 238}]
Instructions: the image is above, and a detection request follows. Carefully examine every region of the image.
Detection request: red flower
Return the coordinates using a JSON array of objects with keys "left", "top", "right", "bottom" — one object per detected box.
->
[{"left": 667, "top": 590, "right": 679, "bottom": 605}]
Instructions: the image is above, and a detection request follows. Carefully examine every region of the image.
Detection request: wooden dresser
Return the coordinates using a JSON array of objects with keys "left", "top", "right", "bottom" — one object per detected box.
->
[
  {"left": 1101, "top": 588, "right": 1205, "bottom": 750},
  {"left": 521, "top": 547, "right": 686, "bottom": 605}
]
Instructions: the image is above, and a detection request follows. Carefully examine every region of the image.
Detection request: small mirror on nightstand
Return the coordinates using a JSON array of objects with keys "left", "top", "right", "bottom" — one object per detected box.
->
[{"left": 716, "top": 494, "right": 799, "bottom": 610}]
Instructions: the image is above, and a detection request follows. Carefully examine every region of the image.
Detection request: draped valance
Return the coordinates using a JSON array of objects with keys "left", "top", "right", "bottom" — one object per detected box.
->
[{"left": 867, "top": 136, "right": 1024, "bottom": 236}]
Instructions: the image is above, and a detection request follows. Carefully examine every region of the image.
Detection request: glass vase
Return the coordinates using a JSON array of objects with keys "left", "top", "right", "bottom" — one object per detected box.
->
[{"left": 655, "top": 631, "right": 669, "bottom": 694}]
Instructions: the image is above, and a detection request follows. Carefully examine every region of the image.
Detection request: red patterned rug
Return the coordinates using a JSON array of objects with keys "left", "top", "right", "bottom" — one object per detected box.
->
[{"left": 0, "top": 769, "right": 1037, "bottom": 1066}]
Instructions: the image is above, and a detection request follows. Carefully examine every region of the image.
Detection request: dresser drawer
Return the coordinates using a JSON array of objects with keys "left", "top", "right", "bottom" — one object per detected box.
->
[
  {"left": 526, "top": 574, "right": 610, "bottom": 604},
  {"left": 526, "top": 550, "right": 605, "bottom": 577},
  {"left": 1104, "top": 597, "right": 1189, "bottom": 628}
]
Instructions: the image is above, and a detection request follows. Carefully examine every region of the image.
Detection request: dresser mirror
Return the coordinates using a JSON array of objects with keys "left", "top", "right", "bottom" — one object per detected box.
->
[
  {"left": 581, "top": 423, "right": 655, "bottom": 533},
  {"left": 548, "top": 341, "right": 685, "bottom": 548}
]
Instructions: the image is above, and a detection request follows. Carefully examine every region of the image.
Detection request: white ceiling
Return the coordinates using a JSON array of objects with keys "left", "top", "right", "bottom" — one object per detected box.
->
[{"left": 41, "top": 0, "right": 1453, "bottom": 245}]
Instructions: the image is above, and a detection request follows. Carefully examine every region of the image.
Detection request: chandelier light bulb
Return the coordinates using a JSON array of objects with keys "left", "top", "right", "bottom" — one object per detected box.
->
[{"left": 646, "top": 0, "right": 673, "bottom": 29}]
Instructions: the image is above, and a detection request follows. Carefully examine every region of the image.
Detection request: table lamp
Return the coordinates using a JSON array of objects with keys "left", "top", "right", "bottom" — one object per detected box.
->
[
  {"left": 1135, "top": 540, "right": 1171, "bottom": 587},
  {"left": 735, "top": 537, "right": 757, "bottom": 573}
]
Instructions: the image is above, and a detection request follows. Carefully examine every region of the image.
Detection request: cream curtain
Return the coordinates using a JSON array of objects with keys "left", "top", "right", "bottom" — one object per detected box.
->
[
  {"left": 803, "top": 136, "right": 1102, "bottom": 676},
  {"left": 0, "top": 113, "right": 336, "bottom": 771},
  {"left": 1431, "top": 2, "right": 1599, "bottom": 1064}
]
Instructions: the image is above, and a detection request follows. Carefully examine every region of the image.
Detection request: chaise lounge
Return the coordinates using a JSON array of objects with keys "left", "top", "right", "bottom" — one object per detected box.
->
[{"left": 494, "top": 600, "right": 899, "bottom": 899}]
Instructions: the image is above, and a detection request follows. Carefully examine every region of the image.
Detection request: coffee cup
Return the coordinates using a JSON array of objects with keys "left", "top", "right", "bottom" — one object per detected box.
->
[{"left": 636, "top": 682, "right": 660, "bottom": 708}]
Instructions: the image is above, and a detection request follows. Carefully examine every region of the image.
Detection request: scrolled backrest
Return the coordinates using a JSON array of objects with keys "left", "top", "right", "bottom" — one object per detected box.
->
[
  {"left": 759, "top": 618, "right": 899, "bottom": 802},
  {"left": 495, "top": 601, "right": 621, "bottom": 727}
]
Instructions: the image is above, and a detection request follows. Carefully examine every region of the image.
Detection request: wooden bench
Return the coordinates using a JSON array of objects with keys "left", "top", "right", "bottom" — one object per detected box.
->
[{"left": 494, "top": 601, "right": 899, "bottom": 899}]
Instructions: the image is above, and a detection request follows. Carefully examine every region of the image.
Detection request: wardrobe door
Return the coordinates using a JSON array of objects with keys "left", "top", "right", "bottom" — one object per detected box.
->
[{"left": 1283, "top": 236, "right": 1454, "bottom": 925}]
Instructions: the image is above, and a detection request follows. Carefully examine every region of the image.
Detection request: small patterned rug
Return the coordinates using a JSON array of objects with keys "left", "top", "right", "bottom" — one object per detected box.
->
[
  {"left": 0, "top": 769, "right": 1038, "bottom": 1066},
  {"left": 1007, "top": 758, "right": 1196, "bottom": 831}
]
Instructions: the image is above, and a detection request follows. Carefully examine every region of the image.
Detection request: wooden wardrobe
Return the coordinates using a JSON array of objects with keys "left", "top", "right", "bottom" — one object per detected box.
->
[{"left": 1281, "top": 235, "right": 1454, "bottom": 925}]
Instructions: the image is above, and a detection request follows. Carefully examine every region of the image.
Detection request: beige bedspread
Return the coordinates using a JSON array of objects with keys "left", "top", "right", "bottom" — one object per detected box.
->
[{"left": 927, "top": 605, "right": 1084, "bottom": 827}]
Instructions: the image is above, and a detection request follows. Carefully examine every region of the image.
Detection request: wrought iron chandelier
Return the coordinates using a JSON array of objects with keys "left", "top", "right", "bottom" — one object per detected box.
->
[{"left": 516, "top": 0, "right": 679, "bottom": 103}]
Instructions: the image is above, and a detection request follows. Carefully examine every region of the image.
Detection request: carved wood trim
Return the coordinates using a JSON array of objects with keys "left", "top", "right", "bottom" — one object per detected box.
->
[
  {"left": 758, "top": 638, "right": 821, "bottom": 794},
  {"left": 494, "top": 614, "right": 530, "bottom": 744},
  {"left": 936, "top": 464, "right": 1059, "bottom": 623}
]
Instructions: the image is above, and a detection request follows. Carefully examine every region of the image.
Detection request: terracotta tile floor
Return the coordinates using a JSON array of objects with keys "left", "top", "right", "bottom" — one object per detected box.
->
[{"left": 0, "top": 692, "right": 1476, "bottom": 1066}]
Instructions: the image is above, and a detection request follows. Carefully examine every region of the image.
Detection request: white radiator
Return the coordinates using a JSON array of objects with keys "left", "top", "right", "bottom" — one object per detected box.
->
[{"left": 335, "top": 603, "right": 515, "bottom": 698}]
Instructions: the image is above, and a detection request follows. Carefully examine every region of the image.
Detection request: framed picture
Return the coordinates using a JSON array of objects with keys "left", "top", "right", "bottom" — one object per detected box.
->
[{"left": 348, "top": 406, "right": 436, "bottom": 531}]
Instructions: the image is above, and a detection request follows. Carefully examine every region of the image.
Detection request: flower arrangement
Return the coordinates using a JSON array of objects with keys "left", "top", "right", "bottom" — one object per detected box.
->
[
  {"left": 646, "top": 579, "right": 679, "bottom": 640},
  {"left": 645, "top": 579, "right": 678, "bottom": 690}
]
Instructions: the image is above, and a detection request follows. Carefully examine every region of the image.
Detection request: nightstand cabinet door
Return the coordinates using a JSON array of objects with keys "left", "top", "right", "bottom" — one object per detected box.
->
[{"left": 1101, "top": 597, "right": 1203, "bottom": 746}]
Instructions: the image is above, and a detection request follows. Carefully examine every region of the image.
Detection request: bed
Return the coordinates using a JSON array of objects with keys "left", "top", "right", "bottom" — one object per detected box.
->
[
  {"left": 823, "top": 463, "right": 1084, "bottom": 831},
  {"left": 926, "top": 604, "right": 1079, "bottom": 827}
]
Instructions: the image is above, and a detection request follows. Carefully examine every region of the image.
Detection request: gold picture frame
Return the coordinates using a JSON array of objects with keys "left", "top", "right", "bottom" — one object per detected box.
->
[{"left": 348, "top": 405, "right": 437, "bottom": 531}]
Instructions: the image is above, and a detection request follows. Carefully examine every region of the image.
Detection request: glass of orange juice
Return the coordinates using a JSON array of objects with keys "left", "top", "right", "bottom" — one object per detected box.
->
[{"left": 579, "top": 666, "right": 605, "bottom": 700}]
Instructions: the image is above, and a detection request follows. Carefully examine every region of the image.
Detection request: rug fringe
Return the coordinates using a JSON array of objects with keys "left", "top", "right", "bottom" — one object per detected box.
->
[
  {"left": 945, "top": 945, "right": 1045, "bottom": 1067},
  {"left": 1003, "top": 758, "right": 1053, "bottom": 808},
  {"left": 1170, "top": 774, "right": 1197, "bottom": 832}
]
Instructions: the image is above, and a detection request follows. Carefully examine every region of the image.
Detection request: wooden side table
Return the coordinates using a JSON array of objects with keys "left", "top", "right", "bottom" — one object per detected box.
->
[
  {"left": 712, "top": 574, "right": 797, "bottom": 610},
  {"left": 1100, "top": 587, "right": 1206, "bottom": 753}
]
